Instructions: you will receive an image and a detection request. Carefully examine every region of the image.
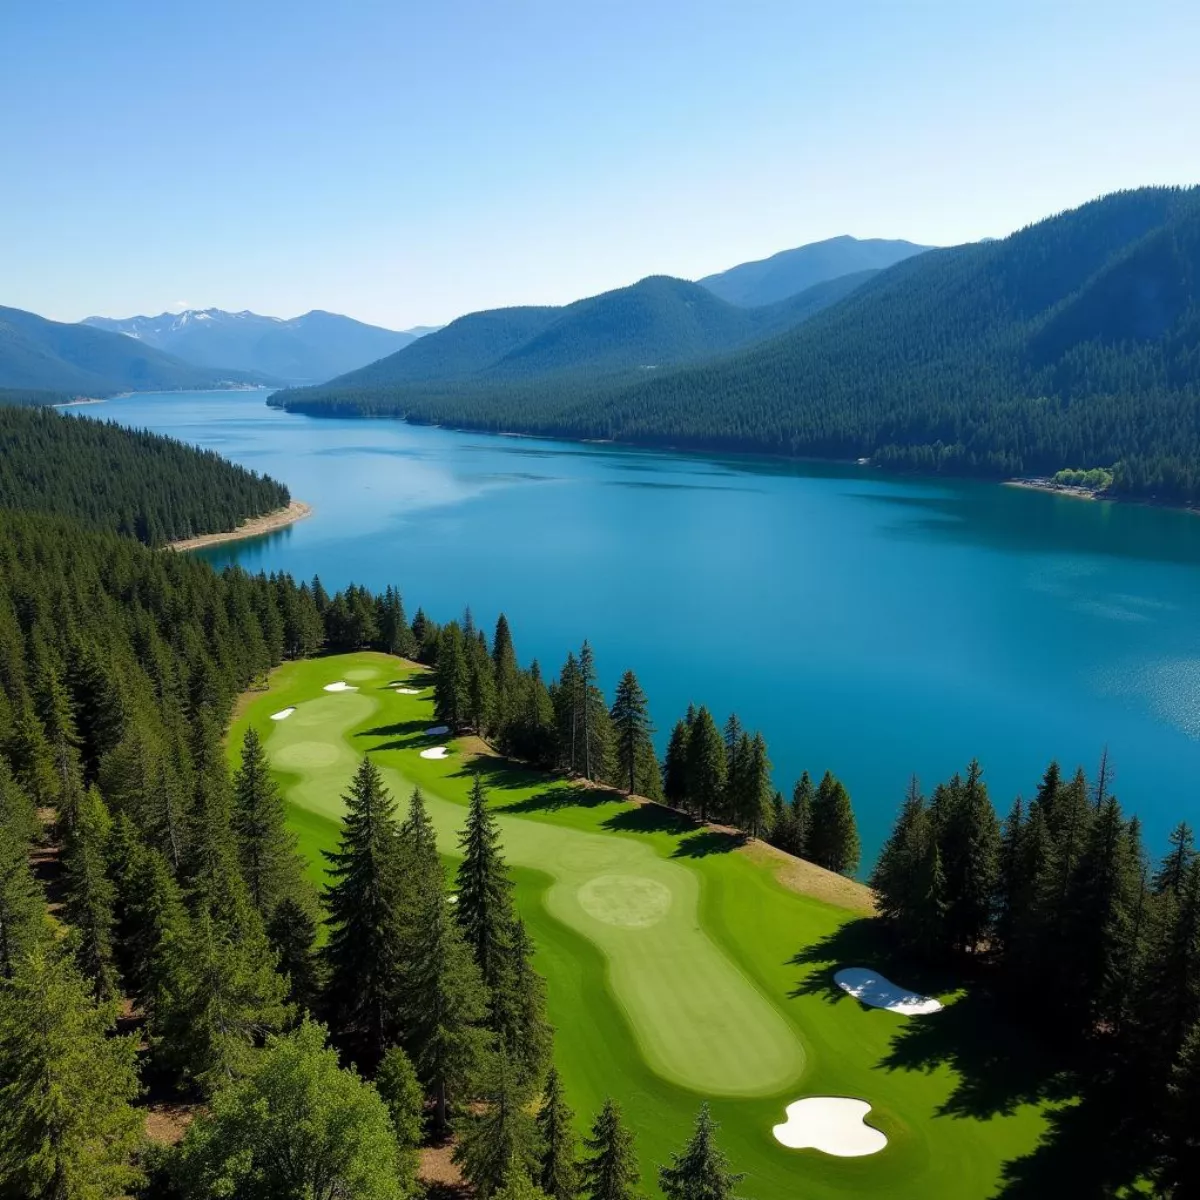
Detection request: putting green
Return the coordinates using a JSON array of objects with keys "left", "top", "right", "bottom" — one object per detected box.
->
[{"left": 230, "top": 652, "right": 1055, "bottom": 1199}]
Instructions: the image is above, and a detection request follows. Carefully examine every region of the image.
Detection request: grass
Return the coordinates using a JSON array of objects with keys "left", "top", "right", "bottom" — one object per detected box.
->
[{"left": 229, "top": 652, "right": 1057, "bottom": 1199}]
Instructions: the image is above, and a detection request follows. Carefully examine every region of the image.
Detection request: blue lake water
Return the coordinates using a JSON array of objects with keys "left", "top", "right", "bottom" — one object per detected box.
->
[{"left": 96, "top": 389, "right": 1200, "bottom": 866}]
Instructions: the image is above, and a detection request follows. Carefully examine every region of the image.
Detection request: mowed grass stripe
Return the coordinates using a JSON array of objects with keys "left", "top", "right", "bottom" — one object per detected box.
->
[{"left": 229, "top": 652, "right": 1053, "bottom": 1199}]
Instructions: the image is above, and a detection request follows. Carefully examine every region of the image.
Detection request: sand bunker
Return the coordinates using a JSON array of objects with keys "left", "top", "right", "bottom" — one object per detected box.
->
[
  {"left": 772, "top": 1098, "right": 887, "bottom": 1157},
  {"left": 270, "top": 708, "right": 295, "bottom": 721},
  {"left": 323, "top": 681, "right": 358, "bottom": 693},
  {"left": 834, "top": 967, "right": 943, "bottom": 1015},
  {"left": 420, "top": 746, "right": 450, "bottom": 760},
  {"left": 395, "top": 687, "right": 421, "bottom": 695},
  {"left": 425, "top": 725, "right": 450, "bottom": 735},
  {"left": 448, "top": 893, "right": 458, "bottom": 904}
]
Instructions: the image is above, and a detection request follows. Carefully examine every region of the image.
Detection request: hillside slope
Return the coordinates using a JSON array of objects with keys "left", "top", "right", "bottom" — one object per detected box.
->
[
  {"left": 0, "top": 405, "right": 289, "bottom": 544},
  {"left": 0, "top": 305, "right": 269, "bottom": 395},
  {"left": 698, "top": 234, "right": 931, "bottom": 306},
  {"left": 279, "top": 270, "right": 875, "bottom": 398},
  {"left": 276, "top": 187, "right": 1200, "bottom": 504},
  {"left": 84, "top": 307, "right": 415, "bottom": 384}
]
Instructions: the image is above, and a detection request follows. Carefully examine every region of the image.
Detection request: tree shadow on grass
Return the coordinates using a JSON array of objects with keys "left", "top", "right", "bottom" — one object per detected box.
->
[
  {"left": 789, "top": 919, "right": 1068, "bottom": 1121},
  {"left": 448, "top": 754, "right": 620, "bottom": 814},
  {"left": 354, "top": 719, "right": 430, "bottom": 752},
  {"left": 672, "top": 829, "right": 746, "bottom": 858},
  {"left": 600, "top": 803, "right": 696, "bottom": 838},
  {"left": 991, "top": 1070, "right": 1160, "bottom": 1199},
  {"left": 787, "top": 918, "right": 958, "bottom": 1004}
]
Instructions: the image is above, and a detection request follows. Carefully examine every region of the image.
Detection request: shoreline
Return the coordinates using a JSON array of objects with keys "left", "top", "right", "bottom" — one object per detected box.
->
[
  {"left": 1005, "top": 477, "right": 1200, "bottom": 516},
  {"left": 169, "top": 499, "right": 312, "bottom": 551}
]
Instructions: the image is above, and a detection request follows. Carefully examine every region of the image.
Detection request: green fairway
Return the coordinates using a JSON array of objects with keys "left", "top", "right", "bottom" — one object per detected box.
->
[{"left": 230, "top": 652, "right": 1055, "bottom": 1199}]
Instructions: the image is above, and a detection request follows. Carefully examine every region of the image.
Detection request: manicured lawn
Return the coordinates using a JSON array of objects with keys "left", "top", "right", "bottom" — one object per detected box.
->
[{"left": 229, "top": 652, "right": 1054, "bottom": 1199}]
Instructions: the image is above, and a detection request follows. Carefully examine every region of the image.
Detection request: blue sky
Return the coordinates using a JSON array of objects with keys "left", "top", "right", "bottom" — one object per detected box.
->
[{"left": 3, "top": 0, "right": 1198, "bottom": 328}]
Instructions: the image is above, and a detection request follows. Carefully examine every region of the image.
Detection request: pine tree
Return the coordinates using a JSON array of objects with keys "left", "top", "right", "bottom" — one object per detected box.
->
[
  {"left": 940, "top": 761, "right": 1000, "bottom": 954},
  {"left": 610, "top": 670, "right": 654, "bottom": 796},
  {"left": 403, "top": 882, "right": 489, "bottom": 1132},
  {"left": 662, "top": 719, "right": 691, "bottom": 809},
  {"left": 740, "top": 734, "right": 772, "bottom": 838},
  {"left": 434, "top": 623, "right": 469, "bottom": 731},
  {"left": 267, "top": 896, "right": 321, "bottom": 1014},
  {"left": 61, "top": 785, "right": 118, "bottom": 999},
  {"left": 232, "top": 725, "right": 303, "bottom": 918},
  {"left": 684, "top": 707, "right": 725, "bottom": 823},
  {"left": 468, "top": 631, "right": 498, "bottom": 737},
  {"left": 492, "top": 915, "right": 553, "bottom": 1090},
  {"left": 376, "top": 1043, "right": 425, "bottom": 1182},
  {"left": 1138, "top": 859, "right": 1200, "bottom": 1078},
  {"left": 790, "top": 772, "right": 814, "bottom": 858},
  {"left": 1063, "top": 795, "right": 1143, "bottom": 1037},
  {"left": 493, "top": 614, "right": 521, "bottom": 742},
  {"left": 36, "top": 664, "right": 85, "bottom": 827},
  {"left": 658, "top": 1103, "right": 744, "bottom": 1200},
  {"left": 0, "top": 945, "right": 142, "bottom": 1200},
  {"left": 456, "top": 774, "right": 516, "bottom": 993},
  {"left": 0, "top": 802, "right": 45, "bottom": 981},
  {"left": 109, "top": 828, "right": 190, "bottom": 1017},
  {"left": 157, "top": 905, "right": 291, "bottom": 1092},
  {"left": 322, "top": 757, "right": 405, "bottom": 1067},
  {"left": 721, "top": 714, "right": 744, "bottom": 825},
  {"left": 496, "top": 1171, "right": 552, "bottom": 1200},
  {"left": 1160, "top": 1019, "right": 1200, "bottom": 1198},
  {"left": 580, "top": 1098, "right": 641, "bottom": 1200},
  {"left": 577, "top": 643, "right": 612, "bottom": 783},
  {"left": 809, "top": 771, "right": 860, "bottom": 875},
  {"left": 184, "top": 709, "right": 246, "bottom": 918},
  {"left": 536, "top": 1066, "right": 579, "bottom": 1200},
  {"left": 454, "top": 1052, "right": 541, "bottom": 1200},
  {"left": 870, "top": 778, "right": 926, "bottom": 931},
  {"left": 1155, "top": 823, "right": 1197, "bottom": 899}
]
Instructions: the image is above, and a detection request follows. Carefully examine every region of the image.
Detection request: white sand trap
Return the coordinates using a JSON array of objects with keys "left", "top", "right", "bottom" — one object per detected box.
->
[
  {"left": 772, "top": 1098, "right": 887, "bottom": 1157},
  {"left": 425, "top": 725, "right": 450, "bottom": 735},
  {"left": 448, "top": 893, "right": 458, "bottom": 904},
  {"left": 395, "top": 687, "right": 421, "bottom": 695},
  {"left": 420, "top": 746, "right": 450, "bottom": 760},
  {"left": 323, "top": 681, "right": 358, "bottom": 693},
  {"left": 269, "top": 707, "right": 295, "bottom": 721},
  {"left": 834, "top": 967, "right": 944, "bottom": 1015}
]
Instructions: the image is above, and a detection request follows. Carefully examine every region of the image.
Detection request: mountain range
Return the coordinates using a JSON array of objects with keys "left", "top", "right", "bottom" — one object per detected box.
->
[
  {"left": 698, "top": 234, "right": 930, "bottom": 306},
  {"left": 306, "top": 270, "right": 877, "bottom": 393},
  {"left": 83, "top": 308, "right": 421, "bottom": 385},
  {"left": 274, "top": 187, "right": 1200, "bottom": 505},
  {"left": 0, "top": 306, "right": 270, "bottom": 397}
]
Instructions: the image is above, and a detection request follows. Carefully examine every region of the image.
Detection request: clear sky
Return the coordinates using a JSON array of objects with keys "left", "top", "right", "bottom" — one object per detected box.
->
[{"left": 3, "top": 0, "right": 1198, "bottom": 328}]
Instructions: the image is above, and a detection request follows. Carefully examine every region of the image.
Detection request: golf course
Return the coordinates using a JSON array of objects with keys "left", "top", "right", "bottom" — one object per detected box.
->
[{"left": 229, "top": 651, "right": 1054, "bottom": 1199}]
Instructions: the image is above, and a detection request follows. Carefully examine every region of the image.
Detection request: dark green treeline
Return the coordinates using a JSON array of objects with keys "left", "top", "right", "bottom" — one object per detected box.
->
[{"left": 871, "top": 759, "right": 1200, "bottom": 1194}]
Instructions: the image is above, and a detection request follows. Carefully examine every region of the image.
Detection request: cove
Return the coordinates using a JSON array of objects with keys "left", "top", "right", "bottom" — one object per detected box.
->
[{"left": 96, "top": 389, "right": 1200, "bottom": 865}]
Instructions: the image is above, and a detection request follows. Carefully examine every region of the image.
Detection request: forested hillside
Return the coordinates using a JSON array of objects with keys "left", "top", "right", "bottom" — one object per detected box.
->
[
  {"left": 275, "top": 188, "right": 1200, "bottom": 504},
  {"left": 295, "top": 271, "right": 873, "bottom": 393},
  {"left": 0, "top": 386, "right": 67, "bottom": 407},
  {"left": 0, "top": 406, "right": 289, "bottom": 544},
  {"left": 0, "top": 305, "right": 271, "bottom": 396},
  {"left": 698, "top": 234, "right": 929, "bottom": 306}
]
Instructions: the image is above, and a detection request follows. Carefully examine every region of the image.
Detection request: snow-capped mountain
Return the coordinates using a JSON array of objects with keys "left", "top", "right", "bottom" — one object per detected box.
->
[{"left": 83, "top": 308, "right": 423, "bottom": 385}]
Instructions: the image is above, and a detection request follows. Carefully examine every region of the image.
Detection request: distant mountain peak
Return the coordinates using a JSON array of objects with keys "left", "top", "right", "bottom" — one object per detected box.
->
[
  {"left": 82, "top": 307, "right": 421, "bottom": 385},
  {"left": 699, "top": 234, "right": 932, "bottom": 307}
]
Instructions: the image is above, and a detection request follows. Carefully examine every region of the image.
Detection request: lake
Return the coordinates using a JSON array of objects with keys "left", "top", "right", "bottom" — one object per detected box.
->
[{"left": 95, "top": 389, "right": 1200, "bottom": 866}]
